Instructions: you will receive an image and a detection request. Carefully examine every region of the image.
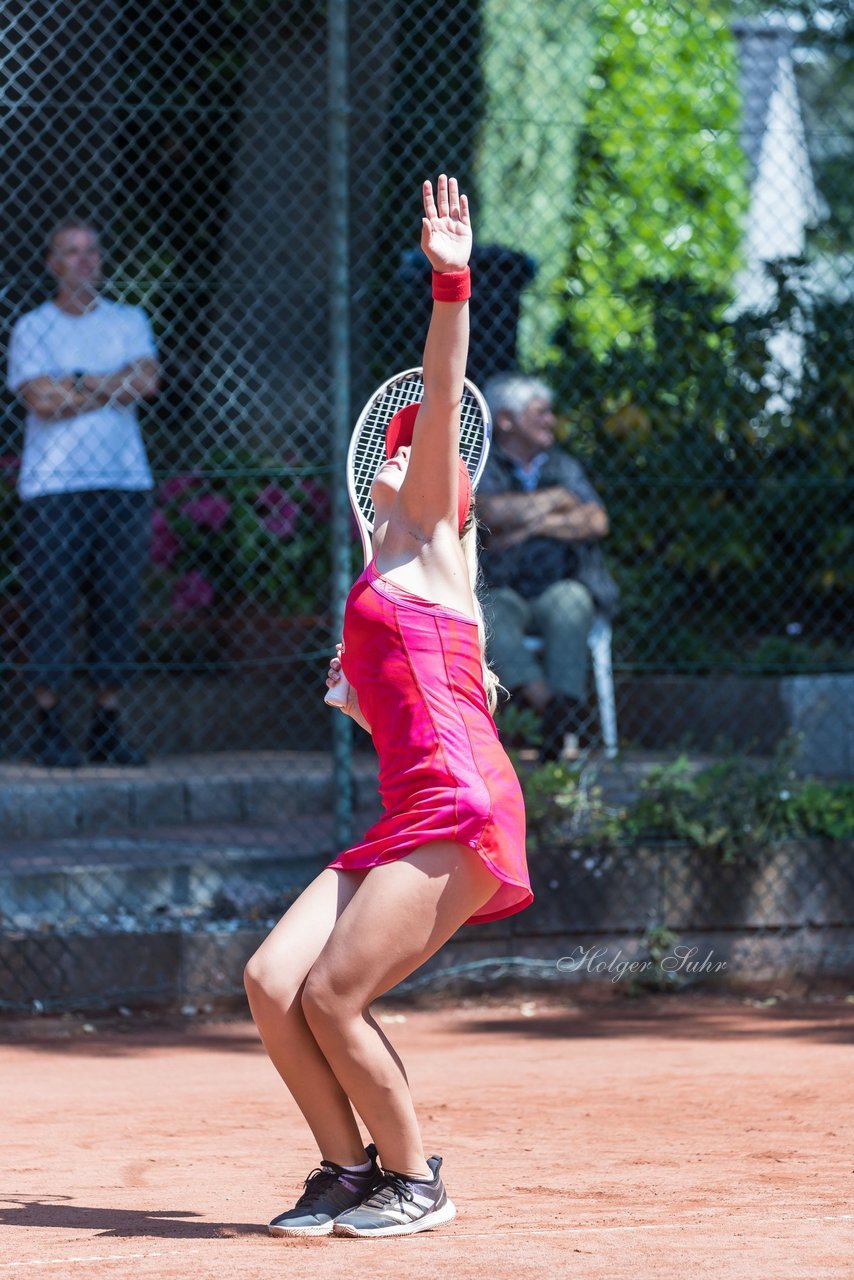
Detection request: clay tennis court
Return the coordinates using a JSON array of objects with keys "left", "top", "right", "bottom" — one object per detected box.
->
[{"left": 2, "top": 992, "right": 852, "bottom": 1279}]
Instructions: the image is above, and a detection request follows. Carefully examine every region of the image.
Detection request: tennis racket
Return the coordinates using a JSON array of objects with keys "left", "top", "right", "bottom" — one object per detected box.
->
[{"left": 325, "top": 366, "right": 492, "bottom": 709}]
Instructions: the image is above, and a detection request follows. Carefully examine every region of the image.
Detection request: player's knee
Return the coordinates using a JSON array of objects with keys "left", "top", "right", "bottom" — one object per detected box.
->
[
  {"left": 244, "top": 949, "right": 297, "bottom": 1014},
  {"left": 243, "top": 950, "right": 270, "bottom": 1002},
  {"left": 300, "top": 969, "right": 332, "bottom": 1024},
  {"left": 301, "top": 965, "right": 351, "bottom": 1032}
]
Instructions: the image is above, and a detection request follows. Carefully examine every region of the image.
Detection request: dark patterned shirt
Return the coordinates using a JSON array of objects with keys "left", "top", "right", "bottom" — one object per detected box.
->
[{"left": 478, "top": 444, "right": 616, "bottom": 609}]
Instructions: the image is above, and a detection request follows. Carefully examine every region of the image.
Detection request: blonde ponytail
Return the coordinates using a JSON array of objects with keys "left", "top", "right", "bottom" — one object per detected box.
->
[{"left": 460, "top": 505, "right": 501, "bottom": 716}]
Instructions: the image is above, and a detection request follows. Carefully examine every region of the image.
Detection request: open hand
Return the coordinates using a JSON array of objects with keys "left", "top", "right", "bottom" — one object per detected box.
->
[{"left": 421, "top": 175, "right": 472, "bottom": 274}]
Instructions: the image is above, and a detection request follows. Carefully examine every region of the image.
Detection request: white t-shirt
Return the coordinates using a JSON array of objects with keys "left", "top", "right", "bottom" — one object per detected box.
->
[{"left": 7, "top": 298, "right": 157, "bottom": 500}]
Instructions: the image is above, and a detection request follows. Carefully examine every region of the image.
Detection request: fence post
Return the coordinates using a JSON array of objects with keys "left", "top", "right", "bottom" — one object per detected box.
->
[{"left": 328, "top": 0, "right": 354, "bottom": 849}]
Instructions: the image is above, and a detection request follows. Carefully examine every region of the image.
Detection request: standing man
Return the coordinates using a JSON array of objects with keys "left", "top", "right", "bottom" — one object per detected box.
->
[
  {"left": 7, "top": 219, "right": 160, "bottom": 766},
  {"left": 478, "top": 374, "right": 618, "bottom": 760}
]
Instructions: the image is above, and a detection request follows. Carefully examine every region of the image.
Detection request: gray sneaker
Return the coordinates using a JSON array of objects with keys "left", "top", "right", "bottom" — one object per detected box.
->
[
  {"left": 333, "top": 1154, "right": 456, "bottom": 1238},
  {"left": 268, "top": 1144, "right": 379, "bottom": 1237}
]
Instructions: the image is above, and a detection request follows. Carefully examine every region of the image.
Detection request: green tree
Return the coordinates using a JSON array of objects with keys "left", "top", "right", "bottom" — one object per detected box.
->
[
  {"left": 557, "top": 0, "right": 749, "bottom": 358},
  {"left": 475, "top": 0, "right": 597, "bottom": 363},
  {"left": 549, "top": 264, "right": 854, "bottom": 670}
]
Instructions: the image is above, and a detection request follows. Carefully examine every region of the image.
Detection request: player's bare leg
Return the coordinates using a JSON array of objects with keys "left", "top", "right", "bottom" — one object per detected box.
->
[
  {"left": 299, "top": 840, "right": 497, "bottom": 1236},
  {"left": 243, "top": 868, "right": 367, "bottom": 1166},
  {"left": 301, "top": 841, "right": 497, "bottom": 1175}
]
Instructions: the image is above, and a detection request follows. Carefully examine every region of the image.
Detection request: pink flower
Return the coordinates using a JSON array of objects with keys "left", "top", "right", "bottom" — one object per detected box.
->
[
  {"left": 151, "top": 509, "right": 182, "bottom": 567},
  {"left": 300, "top": 478, "right": 330, "bottom": 518},
  {"left": 181, "top": 494, "right": 232, "bottom": 531},
  {"left": 262, "top": 508, "right": 299, "bottom": 538},
  {"left": 256, "top": 484, "right": 299, "bottom": 539},
  {"left": 158, "top": 472, "right": 203, "bottom": 502},
  {"left": 0, "top": 454, "right": 20, "bottom": 490},
  {"left": 255, "top": 483, "right": 287, "bottom": 509},
  {"left": 171, "top": 570, "right": 215, "bottom": 613}
]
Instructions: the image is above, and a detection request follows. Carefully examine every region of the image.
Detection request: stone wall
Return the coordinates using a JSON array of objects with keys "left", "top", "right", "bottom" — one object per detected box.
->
[{"left": 3, "top": 839, "right": 852, "bottom": 1011}]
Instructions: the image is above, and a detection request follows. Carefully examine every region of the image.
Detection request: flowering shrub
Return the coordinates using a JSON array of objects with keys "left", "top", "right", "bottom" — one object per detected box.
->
[{"left": 149, "top": 451, "right": 332, "bottom": 617}]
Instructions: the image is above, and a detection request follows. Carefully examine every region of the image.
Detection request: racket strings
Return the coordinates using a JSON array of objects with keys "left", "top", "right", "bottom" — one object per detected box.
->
[
  {"left": 352, "top": 377, "right": 423, "bottom": 525},
  {"left": 350, "top": 372, "right": 490, "bottom": 531}
]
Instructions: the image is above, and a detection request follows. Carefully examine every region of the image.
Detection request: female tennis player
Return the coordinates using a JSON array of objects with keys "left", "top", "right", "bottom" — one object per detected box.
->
[{"left": 243, "top": 174, "right": 532, "bottom": 1240}]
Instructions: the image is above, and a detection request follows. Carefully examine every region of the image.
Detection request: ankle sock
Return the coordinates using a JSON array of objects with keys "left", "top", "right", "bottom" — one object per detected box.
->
[{"left": 340, "top": 1158, "right": 372, "bottom": 1174}]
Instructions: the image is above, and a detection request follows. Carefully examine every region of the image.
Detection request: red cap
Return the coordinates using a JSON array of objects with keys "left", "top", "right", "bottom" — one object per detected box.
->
[
  {"left": 385, "top": 402, "right": 421, "bottom": 459},
  {"left": 385, "top": 401, "right": 471, "bottom": 532}
]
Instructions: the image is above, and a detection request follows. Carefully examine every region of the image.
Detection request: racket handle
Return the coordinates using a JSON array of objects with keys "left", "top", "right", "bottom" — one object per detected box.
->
[{"left": 324, "top": 674, "right": 351, "bottom": 710}]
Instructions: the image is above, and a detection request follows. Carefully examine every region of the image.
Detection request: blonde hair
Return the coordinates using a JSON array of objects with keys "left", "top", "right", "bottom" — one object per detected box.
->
[{"left": 460, "top": 503, "right": 501, "bottom": 715}]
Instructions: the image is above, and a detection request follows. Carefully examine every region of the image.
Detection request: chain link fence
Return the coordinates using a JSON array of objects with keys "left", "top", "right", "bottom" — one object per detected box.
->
[{"left": 1, "top": 0, "right": 852, "bottom": 1011}]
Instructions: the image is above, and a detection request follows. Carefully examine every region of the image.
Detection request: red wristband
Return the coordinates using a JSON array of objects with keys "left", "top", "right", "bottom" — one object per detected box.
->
[{"left": 432, "top": 267, "right": 471, "bottom": 302}]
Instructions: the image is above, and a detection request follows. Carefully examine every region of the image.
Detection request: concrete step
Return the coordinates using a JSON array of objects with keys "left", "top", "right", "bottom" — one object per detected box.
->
[
  {"left": 0, "top": 804, "right": 384, "bottom": 929},
  {"left": 0, "top": 750, "right": 382, "bottom": 841},
  {"left": 0, "top": 747, "right": 689, "bottom": 842},
  {"left": 0, "top": 748, "right": 707, "bottom": 933}
]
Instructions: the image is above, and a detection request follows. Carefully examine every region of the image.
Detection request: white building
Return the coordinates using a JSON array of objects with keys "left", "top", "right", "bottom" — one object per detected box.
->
[{"left": 732, "top": 21, "right": 822, "bottom": 404}]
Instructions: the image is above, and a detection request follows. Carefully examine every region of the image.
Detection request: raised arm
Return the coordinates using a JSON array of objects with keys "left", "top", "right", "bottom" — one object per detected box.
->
[{"left": 395, "top": 175, "right": 472, "bottom": 537}]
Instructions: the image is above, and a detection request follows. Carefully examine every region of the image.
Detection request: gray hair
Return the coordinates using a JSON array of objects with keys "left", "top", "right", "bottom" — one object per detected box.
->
[{"left": 483, "top": 373, "right": 553, "bottom": 422}]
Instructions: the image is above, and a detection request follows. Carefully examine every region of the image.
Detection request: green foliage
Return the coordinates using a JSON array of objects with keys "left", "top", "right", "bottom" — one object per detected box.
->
[
  {"left": 476, "top": 0, "right": 748, "bottom": 365},
  {"left": 555, "top": 0, "right": 749, "bottom": 358},
  {"left": 460, "top": 0, "right": 851, "bottom": 672},
  {"left": 748, "top": 635, "right": 854, "bottom": 672},
  {"left": 789, "top": 779, "right": 854, "bottom": 842},
  {"left": 643, "top": 924, "right": 680, "bottom": 966},
  {"left": 635, "top": 924, "right": 684, "bottom": 992},
  {"left": 498, "top": 702, "right": 543, "bottom": 749},
  {"left": 626, "top": 752, "right": 798, "bottom": 864},
  {"left": 522, "top": 759, "right": 626, "bottom": 851},
  {"left": 548, "top": 266, "right": 854, "bottom": 668},
  {"left": 627, "top": 750, "right": 854, "bottom": 859},
  {"left": 520, "top": 745, "right": 854, "bottom": 864}
]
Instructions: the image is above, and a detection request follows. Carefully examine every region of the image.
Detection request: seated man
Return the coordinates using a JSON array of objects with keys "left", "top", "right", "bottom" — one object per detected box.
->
[{"left": 478, "top": 373, "right": 618, "bottom": 759}]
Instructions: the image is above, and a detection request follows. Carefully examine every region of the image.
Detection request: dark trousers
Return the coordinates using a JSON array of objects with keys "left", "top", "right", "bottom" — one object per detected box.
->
[
  {"left": 19, "top": 488, "right": 151, "bottom": 691},
  {"left": 484, "top": 579, "right": 595, "bottom": 701}
]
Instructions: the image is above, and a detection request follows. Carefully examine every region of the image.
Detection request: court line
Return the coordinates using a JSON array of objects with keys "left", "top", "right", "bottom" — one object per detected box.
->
[
  {"left": 448, "top": 1214, "right": 854, "bottom": 1240},
  {"left": 3, "top": 1214, "right": 851, "bottom": 1266},
  {"left": 0, "top": 1252, "right": 195, "bottom": 1269}
]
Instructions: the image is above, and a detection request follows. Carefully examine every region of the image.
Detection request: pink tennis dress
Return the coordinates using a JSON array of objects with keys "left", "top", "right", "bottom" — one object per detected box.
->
[{"left": 326, "top": 560, "right": 532, "bottom": 924}]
